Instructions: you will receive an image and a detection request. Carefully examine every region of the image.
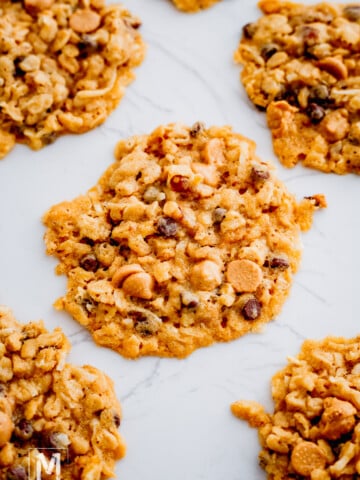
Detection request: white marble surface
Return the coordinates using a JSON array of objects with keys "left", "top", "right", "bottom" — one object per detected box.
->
[{"left": 0, "top": 0, "right": 358, "bottom": 478}]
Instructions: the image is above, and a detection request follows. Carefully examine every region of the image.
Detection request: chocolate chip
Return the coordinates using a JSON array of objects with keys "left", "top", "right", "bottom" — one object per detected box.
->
[
  {"left": 306, "top": 103, "right": 326, "bottom": 124},
  {"left": 46, "top": 431, "right": 70, "bottom": 450},
  {"left": 6, "top": 466, "right": 27, "bottom": 480},
  {"left": 13, "top": 56, "right": 26, "bottom": 77},
  {"left": 213, "top": 207, "right": 227, "bottom": 224},
  {"left": 189, "top": 121, "right": 205, "bottom": 137},
  {"left": 80, "top": 253, "right": 98, "bottom": 272},
  {"left": 242, "top": 22, "right": 257, "bottom": 39},
  {"left": 78, "top": 35, "right": 100, "bottom": 57},
  {"left": 124, "top": 17, "right": 142, "bottom": 29},
  {"left": 349, "top": 132, "right": 360, "bottom": 146},
  {"left": 14, "top": 419, "right": 33, "bottom": 440},
  {"left": 181, "top": 291, "right": 199, "bottom": 308},
  {"left": 266, "top": 257, "right": 290, "bottom": 270},
  {"left": 134, "top": 317, "right": 159, "bottom": 337},
  {"left": 82, "top": 297, "right": 96, "bottom": 314},
  {"left": 242, "top": 298, "right": 261, "bottom": 320},
  {"left": 113, "top": 413, "right": 121, "bottom": 428},
  {"left": 157, "top": 217, "right": 178, "bottom": 237},
  {"left": 42, "top": 132, "right": 58, "bottom": 145},
  {"left": 170, "top": 175, "right": 190, "bottom": 192},
  {"left": 280, "top": 88, "right": 300, "bottom": 107},
  {"left": 309, "top": 85, "right": 330, "bottom": 106},
  {"left": 260, "top": 43, "right": 279, "bottom": 61},
  {"left": 252, "top": 167, "right": 270, "bottom": 181},
  {"left": 110, "top": 237, "right": 120, "bottom": 246},
  {"left": 343, "top": 5, "right": 360, "bottom": 21},
  {"left": 302, "top": 26, "right": 320, "bottom": 46}
]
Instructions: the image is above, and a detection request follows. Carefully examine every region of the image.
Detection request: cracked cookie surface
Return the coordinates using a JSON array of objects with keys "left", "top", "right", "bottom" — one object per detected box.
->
[
  {"left": 0, "top": 0, "right": 145, "bottom": 159},
  {"left": 235, "top": 0, "right": 360, "bottom": 174},
  {"left": 0, "top": 306, "right": 125, "bottom": 480},
  {"left": 43, "top": 123, "right": 325, "bottom": 359},
  {"left": 171, "top": 0, "right": 221, "bottom": 12},
  {"left": 232, "top": 335, "right": 360, "bottom": 479}
]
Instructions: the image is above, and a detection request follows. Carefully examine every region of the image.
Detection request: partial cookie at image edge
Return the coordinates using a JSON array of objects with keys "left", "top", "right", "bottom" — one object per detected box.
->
[
  {"left": 171, "top": 0, "right": 221, "bottom": 12},
  {"left": 235, "top": 0, "right": 360, "bottom": 174},
  {"left": 232, "top": 335, "right": 360, "bottom": 479},
  {"left": 0, "top": 0, "right": 145, "bottom": 159},
  {"left": 0, "top": 305, "right": 125, "bottom": 480}
]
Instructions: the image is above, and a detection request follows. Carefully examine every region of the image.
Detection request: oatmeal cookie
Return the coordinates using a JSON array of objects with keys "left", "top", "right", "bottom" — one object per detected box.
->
[
  {"left": 171, "top": 0, "right": 221, "bottom": 12},
  {"left": 0, "top": 0, "right": 145, "bottom": 158},
  {"left": 43, "top": 123, "right": 325, "bottom": 359},
  {"left": 235, "top": 0, "right": 360, "bottom": 174},
  {"left": 0, "top": 306, "right": 125, "bottom": 480},
  {"left": 232, "top": 335, "right": 360, "bottom": 479}
]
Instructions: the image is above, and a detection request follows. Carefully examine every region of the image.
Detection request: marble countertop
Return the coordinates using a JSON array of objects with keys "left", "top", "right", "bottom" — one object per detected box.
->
[{"left": 0, "top": 0, "right": 358, "bottom": 478}]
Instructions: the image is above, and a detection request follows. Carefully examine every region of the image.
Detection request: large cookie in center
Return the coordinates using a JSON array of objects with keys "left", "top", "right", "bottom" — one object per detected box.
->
[{"left": 43, "top": 123, "right": 325, "bottom": 358}]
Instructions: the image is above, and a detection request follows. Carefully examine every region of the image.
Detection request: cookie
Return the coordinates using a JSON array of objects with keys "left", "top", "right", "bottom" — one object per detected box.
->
[
  {"left": 235, "top": 0, "right": 360, "bottom": 174},
  {"left": 0, "top": 306, "right": 125, "bottom": 480},
  {"left": 43, "top": 122, "right": 325, "bottom": 359},
  {"left": 0, "top": 0, "right": 145, "bottom": 159},
  {"left": 171, "top": 0, "right": 221, "bottom": 12},
  {"left": 232, "top": 335, "right": 360, "bottom": 479}
]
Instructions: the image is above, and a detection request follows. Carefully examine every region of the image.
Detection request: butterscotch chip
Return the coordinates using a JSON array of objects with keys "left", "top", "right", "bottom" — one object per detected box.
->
[
  {"left": 0, "top": 0, "right": 145, "bottom": 159},
  {"left": 291, "top": 442, "right": 327, "bottom": 476},
  {"left": 171, "top": 0, "right": 221, "bottom": 12},
  {"left": 43, "top": 123, "right": 325, "bottom": 359},
  {"left": 112, "top": 264, "right": 144, "bottom": 287},
  {"left": 122, "top": 272, "right": 154, "bottom": 299},
  {"left": 226, "top": 259, "right": 263, "bottom": 292},
  {"left": 69, "top": 9, "right": 101, "bottom": 33},
  {"left": 0, "top": 306, "right": 126, "bottom": 478},
  {"left": 232, "top": 335, "right": 360, "bottom": 479},
  {"left": 235, "top": 0, "right": 360, "bottom": 174}
]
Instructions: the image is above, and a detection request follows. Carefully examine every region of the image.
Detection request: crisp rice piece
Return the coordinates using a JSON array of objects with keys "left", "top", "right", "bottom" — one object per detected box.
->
[
  {"left": 171, "top": 0, "right": 221, "bottom": 12},
  {"left": 232, "top": 335, "right": 360, "bottom": 479},
  {"left": 0, "top": 305, "right": 125, "bottom": 480},
  {"left": 43, "top": 122, "right": 325, "bottom": 359},
  {"left": 0, "top": 0, "right": 145, "bottom": 158},
  {"left": 235, "top": 0, "right": 360, "bottom": 174}
]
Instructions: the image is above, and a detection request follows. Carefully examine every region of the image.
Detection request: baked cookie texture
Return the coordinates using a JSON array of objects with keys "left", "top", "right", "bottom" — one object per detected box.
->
[
  {"left": 43, "top": 123, "right": 325, "bottom": 359},
  {"left": 235, "top": 0, "right": 360, "bottom": 174},
  {"left": 0, "top": 0, "right": 145, "bottom": 159},
  {"left": 232, "top": 336, "right": 360, "bottom": 479},
  {"left": 171, "top": 0, "right": 221, "bottom": 13},
  {"left": 0, "top": 306, "right": 125, "bottom": 480}
]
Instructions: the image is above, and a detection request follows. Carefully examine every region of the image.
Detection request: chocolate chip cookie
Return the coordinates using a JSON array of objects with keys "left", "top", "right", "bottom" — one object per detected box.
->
[
  {"left": 0, "top": 306, "right": 125, "bottom": 480},
  {"left": 232, "top": 335, "right": 360, "bottom": 479},
  {"left": 43, "top": 122, "right": 325, "bottom": 359},
  {"left": 171, "top": 0, "right": 220, "bottom": 12},
  {"left": 235, "top": 0, "right": 360, "bottom": 174},
  {"left": 0, "top": 0, "right": 145, "bottom": 159}
]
